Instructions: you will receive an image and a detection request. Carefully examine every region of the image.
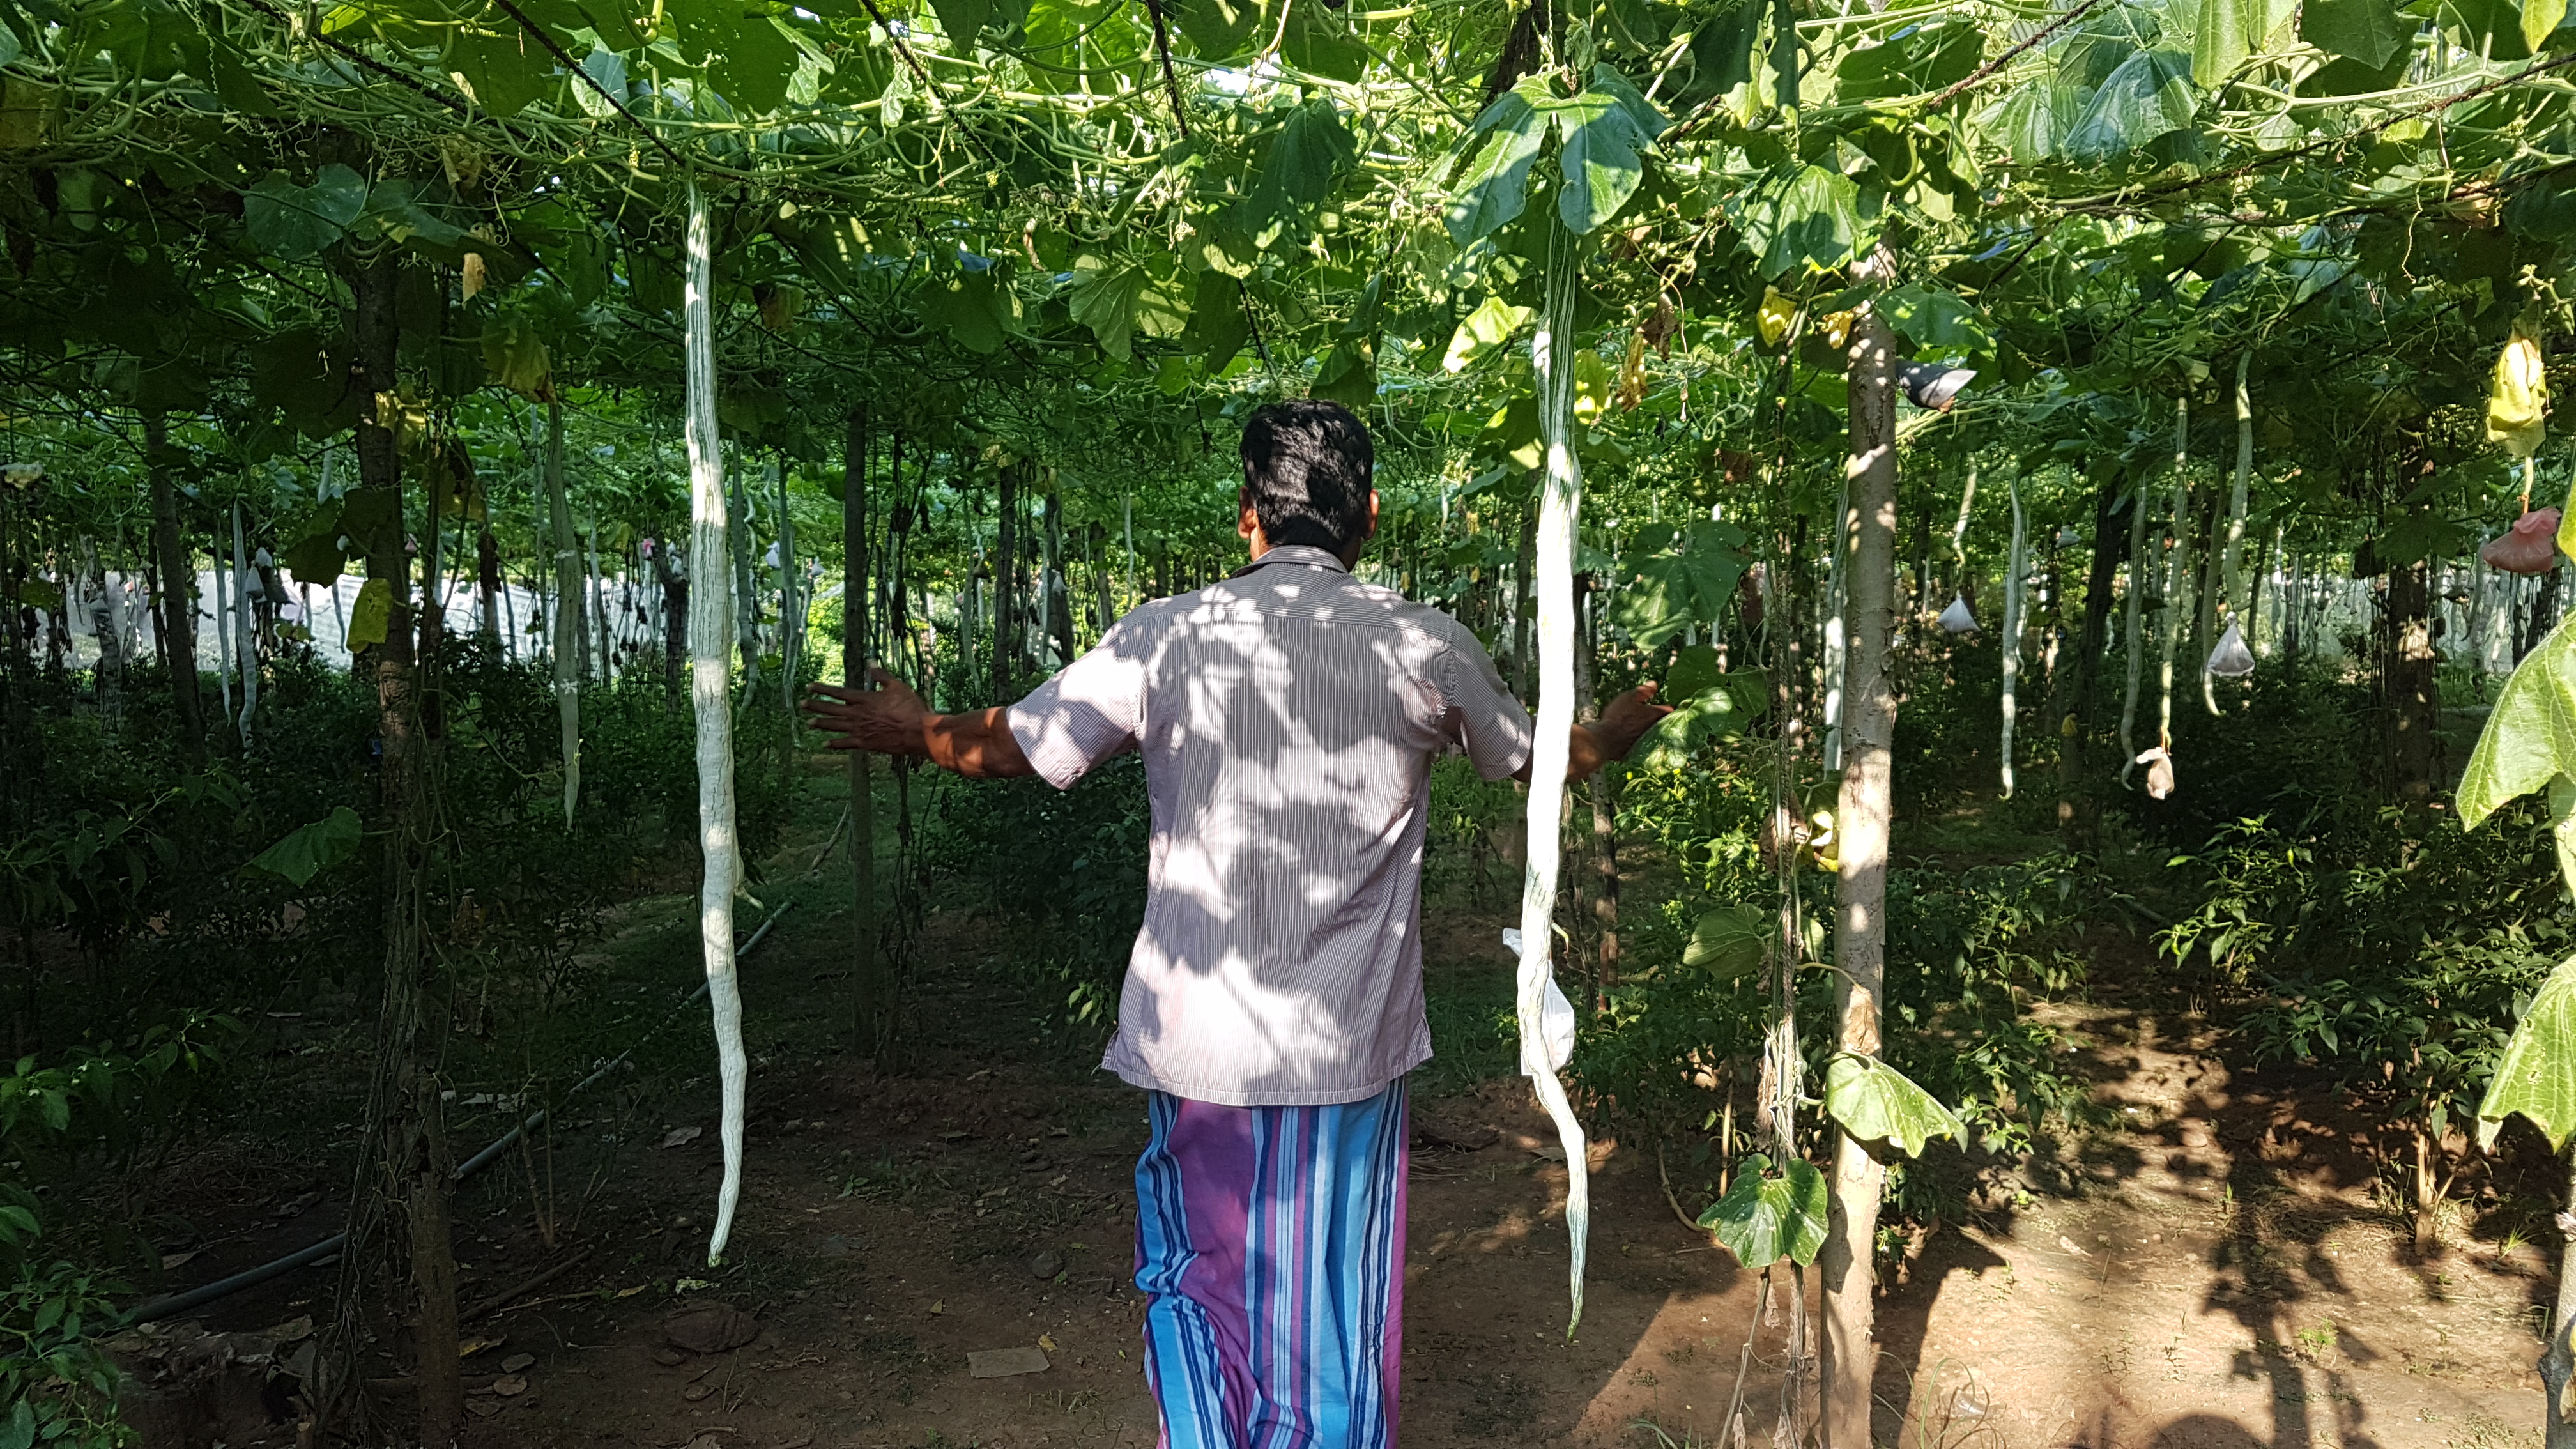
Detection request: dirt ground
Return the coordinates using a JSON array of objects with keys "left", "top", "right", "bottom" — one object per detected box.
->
[{"left": 111, "top": 867, "right": 2559, "bottom": 1449}]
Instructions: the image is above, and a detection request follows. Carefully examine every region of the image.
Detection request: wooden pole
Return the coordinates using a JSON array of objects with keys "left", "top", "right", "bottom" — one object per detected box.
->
[{"left": 844, "top": 406, "right": 882, "bottom": 1059}]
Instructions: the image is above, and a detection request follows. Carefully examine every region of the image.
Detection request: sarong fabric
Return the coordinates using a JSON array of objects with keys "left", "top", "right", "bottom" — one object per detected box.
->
[{"left": 1133, "top": 1078, "right": 1409, "bottom": 1449}]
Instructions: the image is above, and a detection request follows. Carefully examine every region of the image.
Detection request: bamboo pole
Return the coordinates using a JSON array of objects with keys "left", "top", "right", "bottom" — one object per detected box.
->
[{"left": 546, "top": 401, "right": 583, "bottom": 825}]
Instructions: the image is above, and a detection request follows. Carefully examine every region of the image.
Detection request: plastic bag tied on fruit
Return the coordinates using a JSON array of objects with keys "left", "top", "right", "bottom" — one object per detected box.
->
[
  {"left": 2205, "top": 620, "right": 2255, "bottom": 679},
  {"left": 2481, "top": 507, "right": 2561, "bottom": 576}
]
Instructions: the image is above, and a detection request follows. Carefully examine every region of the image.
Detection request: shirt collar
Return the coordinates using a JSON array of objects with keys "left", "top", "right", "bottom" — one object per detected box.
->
[{"left": 1230, "top": 544, "right": 1351, "bottom": 578}]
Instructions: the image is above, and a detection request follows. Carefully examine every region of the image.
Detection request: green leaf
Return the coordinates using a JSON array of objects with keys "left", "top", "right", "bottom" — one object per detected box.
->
[
  {"left": 2457, "top": 617, "right": 2576, "bottom": 832},
  {"left": 0, "top": 1397, "right": 31, "bottom": 1449},
  {"left": 451, "top": 26, "right": 556, "bottom": 116},
  {"left": 1834, "top": 19, "right": 1982, "bottom": 100},
  {"left": 930, "top": 0, "right": 997, "bottom": 49},
  {"left": 1443, "top": 295, "right": 1535, "bottom": 373},
  {"left": 1311, "top": 335, "right": 1377, "bottom": 407},
  {"left": 1696, "top": 1153, "right": 1828, "bottom": 1267},
  {"left": 1067, "top": 255, "right": 1182, "bottom": 360},
  {"left": 1682, "top": 903, "right": 1768, "bottom": 979},
  {"left": 2478, "top": 952, "right": 2576, "bottom": 1149},
  {"left": 2194, "top": 0, "right": 2295, "bottom": 86},
  {"left": 2306, "top": 0, "right": 2409, "bottom": 63},
  {"left": 1555, "top": 70, "right": 1664, "bottom": 234},
  {"left": 1281, "top": 0, "right": 1367, "bottom": 80},
  {"left": 1188, "top": 270, "right": 1250, "bottom": 369},
  {"left": 1880, "top": 284, "right": 1991, "bottom": 354},
  {"left": 1443, "top": 88, "right": 1548, "bottom": 247},
  {"left": 242, "top": 164, "right": 370, "bottom": 260},
  {"left": 282, "top": 531, "right": 346, "bottom": 588},
  {"left": 1672, "top": 0, "right": 1761, "bottom": 104},
  {"left": 1823, "top": 1054, "right": 1966, "bottom": 1157},
  {"left": 2059, "top": 50, "right": 2198, "bottom": 159},
  {"left": 1729, "top": 164, "right": 1864, "bottom": 279},
  {"left": 1254, "top": 98, "right": 1357, "bottom": 227},
  {"left": 247, "top": 806, "right": 365, "bottom": 888},
  {"left": 345, "top": 576, "right": 394, "bottom": 654},
  {"left": 1166, "top": 0, "right": 1262, "bottom": 56}
]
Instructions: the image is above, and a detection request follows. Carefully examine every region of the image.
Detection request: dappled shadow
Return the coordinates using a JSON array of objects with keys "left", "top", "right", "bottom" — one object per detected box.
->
[{"left": 1008, "top": 545, "right": 1532, "bottom": 1103}]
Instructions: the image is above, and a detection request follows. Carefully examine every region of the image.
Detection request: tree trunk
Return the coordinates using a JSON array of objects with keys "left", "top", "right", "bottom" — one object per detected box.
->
[
  {"left": 684, "top": 181, "right": 748, "bottom": 1266},
  {"left": 144, "top": 411, "right": 204, "bottom": 763},
  {"left": 1044, "top": 486, "right": 1073, "bottom": 670},
  {"left": 993, "top": 459, "right": 1018, "bottom": 697},
  {"left": 233, "top": 505, "right": 257, "bottom": 749},
  {"left": 2384, "top": 557, "right": 2441, "bottom": 800},
  {"left": 1515, "top": 222, "right": 1590, "bottom": 1335},
  {"left": 2118, "top": 463, "right": 2152, "bottom": 786},
  {"left": 477, "top": 526, "right": 500, "bottom": 641},
  {"left": 339, "top": 245, "right": 460, "bottom": 1449},
  {"left": 2541, "top": 1152, "right": 2575, "bottom": 1449},
  {"left": 844, "top": 406, "right": 883, "bottom": 1060},
  {"left": 545, "top": 401, "right": 581, "bottom": 826},
  {"left": 1820, "top": 300, "right": 1898, "bottom": 1449}
]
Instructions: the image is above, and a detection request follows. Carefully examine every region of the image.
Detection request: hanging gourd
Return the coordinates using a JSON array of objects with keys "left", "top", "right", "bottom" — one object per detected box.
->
[
  {"left": 2133, "top": 746, "right": 2176, "bottom": 799},
  {"left": 2480, "top": 507, "right": 2561, "bottom": 576},
  {"left": 1998, "top": 474, "right": 2026, "bottom": 797},
  {"left": 1940, "top": 466, "right": 1978, "bottom": 634},
  {"left": 685, "top": 180, "right": 749, "bottom": 1267}
]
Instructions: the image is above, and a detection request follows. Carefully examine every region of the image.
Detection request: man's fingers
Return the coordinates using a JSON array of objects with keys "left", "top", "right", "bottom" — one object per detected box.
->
[{"left": 867, "top": 664, "right": 903, "bottom": 689}]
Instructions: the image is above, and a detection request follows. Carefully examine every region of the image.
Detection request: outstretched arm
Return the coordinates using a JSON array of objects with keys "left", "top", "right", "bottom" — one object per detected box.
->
[
  {"left": 802, "top": 668, "right": 1037, "bottom": 779},
  {"left": 1515, "top": 682, "right": 1670, "bottom": 783}
]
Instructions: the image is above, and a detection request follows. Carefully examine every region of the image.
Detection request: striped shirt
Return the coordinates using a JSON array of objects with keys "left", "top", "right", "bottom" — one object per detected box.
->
[{"left": 1006, "top": 544, "right": 1535, "bottom": 1106}]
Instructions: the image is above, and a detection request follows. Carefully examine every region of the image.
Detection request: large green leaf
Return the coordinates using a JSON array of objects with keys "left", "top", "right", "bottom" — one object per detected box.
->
[
  {"left": 1671, "top": 0, "right": 1761, "bottom": 105},
  {"left": 2526, "top": 0, "right": 2570, "bottom": 49},
  {"left": 1281, "top": 0, "right": 1367, "bottom": 80},
  {"left": 1823, "top": 1054, "right": 1966, "bottom": 1157},
  {"left": 2476, "top": 953, "right": 2576, "bottom": 1149},
  {"left": 2302, "top": 0, "right": 2411, "bottom": 64},
  {"left": 1443, "top": 87, "right": 1548, "bottom": 246},
  {"left": 2193, "top": 0, "right": 2296, "bottom": 86},
  {"left": 243, "top": 164, "right": 369, "bottom": 259},
  {"left": 2059, "top": 50, "right": 2198, "bottom": 159},
  {"left": 1443, "top": 295, "right": 1534, "bottom": 373},
  {"left": 1729, "top": 164, "right": 1864, "bottom": 279},
  {"left": 1682, "top": 903, "right": 1768, "bottom": 979},
  {"left": 246, "top": 806, "right": 365, "bottom": 888},
  {"left": 2457, "top": 618, "right": 2576, "bottom": 832},
  {"left": 1555, "top": 68, "right": 1664, "bottom": 234},
  {"left": 1166, "top": 0, "right": 1262, "bottom": 56},
  {"left": 1880, "top": 284, "right": 1991, "bottom": 354},
  {"left": 1611, "top": 518, "right": 1749, "bottom": 648},
  {"left": 1696, "top": 1153, "right": 1828, "bottom": 1268},
  {"left": 1833, "top": 19, "right": 1981, "bottom": 101},
  {"left": 1253, "top": 98, "right": 1356, "bottom": 228}
]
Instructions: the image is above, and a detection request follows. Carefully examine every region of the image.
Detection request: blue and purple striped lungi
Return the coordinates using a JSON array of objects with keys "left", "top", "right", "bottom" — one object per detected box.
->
[{"left": 1132, "top": 1079, "right": 1409, "bottom": 1449}]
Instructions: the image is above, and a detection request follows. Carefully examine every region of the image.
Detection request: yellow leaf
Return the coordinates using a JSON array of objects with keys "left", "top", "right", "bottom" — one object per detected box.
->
[
  {"left": 1615, "top": 332, "right": 1648, "bottom": 411},
  {"left": 1038, "top": 1334, "right": 1059, "bottom": 1351}
]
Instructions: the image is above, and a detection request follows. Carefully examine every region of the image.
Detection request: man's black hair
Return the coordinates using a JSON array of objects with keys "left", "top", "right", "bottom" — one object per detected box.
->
[{"left": 1240, "top": 400, "right": 1374, "bottom": 554}]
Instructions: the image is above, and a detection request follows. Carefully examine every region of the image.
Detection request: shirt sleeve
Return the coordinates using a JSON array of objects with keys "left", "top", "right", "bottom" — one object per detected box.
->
[
  {"left": 1441, "top": 627, "right": 1535, "bottom": 781},
  {"left": 1005, "top": 618, "right": 1149, "bottom": 790}
]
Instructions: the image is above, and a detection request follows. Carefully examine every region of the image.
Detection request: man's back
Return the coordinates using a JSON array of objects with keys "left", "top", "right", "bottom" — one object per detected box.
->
[{"left": 1008, "top": 542, "right": 1532, "bottom": 1106}]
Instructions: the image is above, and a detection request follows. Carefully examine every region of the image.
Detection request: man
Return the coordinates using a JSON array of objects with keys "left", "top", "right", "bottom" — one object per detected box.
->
[{"left": 804, "top": 399, "right": 1667, "bottom": 1448}]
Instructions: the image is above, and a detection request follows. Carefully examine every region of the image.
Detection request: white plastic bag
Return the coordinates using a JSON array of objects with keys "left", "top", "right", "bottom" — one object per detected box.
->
[
  {"left": 1938, "top": 594, "right": 1979, "bottom": 634},
  {"left": 2480, "top": 507, "right": 2561, "bottom": 576},
  {"left": 2204, "top": 620, "right": 2254, "bottom": 678},
  {"left": 2135, "top": 746, "right": 2175, "bottom": 800},
  {"left": 1501, "top": 928, "right": 1576, "bottom": 1075}
]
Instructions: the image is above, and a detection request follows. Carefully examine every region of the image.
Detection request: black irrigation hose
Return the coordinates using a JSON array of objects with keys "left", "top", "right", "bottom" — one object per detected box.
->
[{"left": 125, "top": 902, "right": 797, "bottom": 1326}]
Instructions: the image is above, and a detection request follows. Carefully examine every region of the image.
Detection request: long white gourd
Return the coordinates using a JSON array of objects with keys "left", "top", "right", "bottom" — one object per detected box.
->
[
  {"left": 1519, "top": 224, "right": 1589, "bottom": 1337},
  {"left": 233, "top": 503, "right": 257, "bottom": 747},
  {"left": 685, "top": 181, "right": 748, "bottom": 1266},
  {"left": 2000, "top": 474, "right": 2025, "bottom": 797},
  {"left": 2157, "top": 399, "right": 2193, "bottom": 756},
  {"left": 2117, "top": 464, "right": 2149, "bottom": 785}
]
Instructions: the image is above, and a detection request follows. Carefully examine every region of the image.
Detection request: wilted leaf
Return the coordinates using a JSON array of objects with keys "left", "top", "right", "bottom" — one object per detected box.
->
[
  {"left": 1682, "top": 903, "right": 1768, "bottom": 979},
  {"left": 345, "top": 576, "right": 394, "bottom": 653},
  {"left": 1823, "top": 1054, "right": 1966, "bottom": 1158}
]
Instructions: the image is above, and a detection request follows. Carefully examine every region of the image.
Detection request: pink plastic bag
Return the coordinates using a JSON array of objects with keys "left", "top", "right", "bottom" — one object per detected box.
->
[{"left": 2480, "top": 508, "right": 2561, "bottom": 575}]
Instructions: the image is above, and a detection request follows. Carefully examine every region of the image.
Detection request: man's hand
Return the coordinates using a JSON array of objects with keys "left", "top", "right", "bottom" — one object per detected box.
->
[
  {"left": 803, "top": 667, "right": 932, "bottom": 756},
  {"left": 801, "top": 669, "right": 1036, "bottom": 778},
  {"left": 1519, "top": 682, "right": 1673, "bottom": 782},
  {"left": 1589, "top": 683, "right": 1671, "bottom": 764}
]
